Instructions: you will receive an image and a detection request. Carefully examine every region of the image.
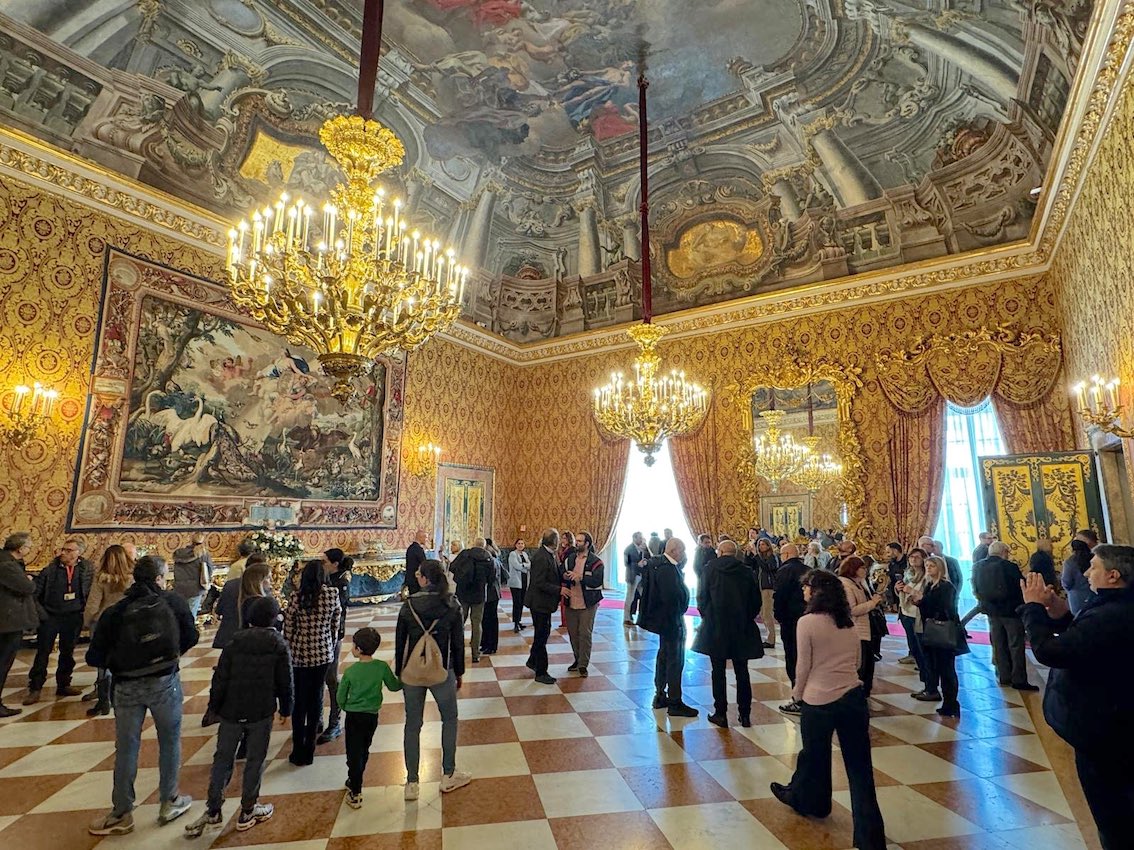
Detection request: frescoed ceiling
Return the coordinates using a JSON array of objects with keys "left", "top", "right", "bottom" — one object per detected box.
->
[{"left": 0, "top": 0, "right": 1094, "bottom": 341}]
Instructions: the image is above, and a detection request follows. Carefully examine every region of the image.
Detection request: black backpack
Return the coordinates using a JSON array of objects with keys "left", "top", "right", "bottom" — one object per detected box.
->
[
  {"left": 110, "top": 593, "right": 181, "bottom": 677},
  {"left": 976, "top": 558, "right": 1010, "bottom": 604}
]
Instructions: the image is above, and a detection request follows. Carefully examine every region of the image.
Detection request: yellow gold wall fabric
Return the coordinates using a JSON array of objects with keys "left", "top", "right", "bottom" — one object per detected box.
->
[{"left": 1049, "top": 70, "right": 1134, "bottom": 459}]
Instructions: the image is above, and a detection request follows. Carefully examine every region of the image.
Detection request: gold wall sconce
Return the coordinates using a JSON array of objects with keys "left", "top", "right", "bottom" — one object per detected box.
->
[
  {"left": 3, "top": 382, "right": 60, "bottom": 447},
  {"left": 406, "top": 441, "right": 442, "bottom": 477},
  {"left": 1072, "top": 375, "right": 1134, "bottom": 439}
]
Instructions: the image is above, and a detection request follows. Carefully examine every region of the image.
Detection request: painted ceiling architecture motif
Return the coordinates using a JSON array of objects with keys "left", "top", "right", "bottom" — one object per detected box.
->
[{"left": 0, "top": 0, "right": 1094, "bottom": 341}]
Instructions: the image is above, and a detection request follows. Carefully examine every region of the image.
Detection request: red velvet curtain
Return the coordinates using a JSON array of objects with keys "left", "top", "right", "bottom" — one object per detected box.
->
[
  {"left": 994, "top": 396, "right": 1076, "bottom": 454},
  {"left": 887, "top": 399, "right": 946, "bottom": 548},
  {"left": 670, "top": 402, "right": 723, "bottom": 539}
]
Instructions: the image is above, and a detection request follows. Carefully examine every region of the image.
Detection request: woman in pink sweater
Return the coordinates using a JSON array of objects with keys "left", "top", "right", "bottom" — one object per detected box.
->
[{"left": 771, "top": 570, "right": 886, "bottom": 850}]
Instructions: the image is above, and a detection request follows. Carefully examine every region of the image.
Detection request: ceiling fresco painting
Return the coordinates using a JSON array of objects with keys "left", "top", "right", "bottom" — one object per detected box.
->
[{"left": 0, "top": 0, "right": 1094, "bottom": 341}]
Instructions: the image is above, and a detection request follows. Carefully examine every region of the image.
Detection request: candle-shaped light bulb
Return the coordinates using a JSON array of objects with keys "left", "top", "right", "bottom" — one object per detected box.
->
[
  {"left": 43, "top": 389, "right": 58, "bottom": 417},
  {"left": 11, "top": 384, "right": 29, "bottom": 415}
]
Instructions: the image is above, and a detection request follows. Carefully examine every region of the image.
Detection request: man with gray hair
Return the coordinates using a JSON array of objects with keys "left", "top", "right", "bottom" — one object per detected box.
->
[
  {"left": 1021, "top": 545, "right": 1134, "bottom": 848},
  {"left": 639, "top": 537, "right": 698, "bottom": 717},
  {"left": 972, "top": 541, "right": 1037, "bottom": 692},
  {"left": 0, "top": 532, "right": 37, "bottom": 716},
  {"left": 24, "top": 537, "right": 92, "bottom": 705}
]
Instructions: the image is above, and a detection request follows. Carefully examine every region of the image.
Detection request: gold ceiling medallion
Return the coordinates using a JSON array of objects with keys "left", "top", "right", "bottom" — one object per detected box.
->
[{"left": 728, "top": 356, "right": 868, "bottom": 542}]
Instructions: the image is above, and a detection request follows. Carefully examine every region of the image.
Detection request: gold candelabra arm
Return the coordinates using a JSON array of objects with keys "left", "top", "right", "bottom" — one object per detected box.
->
[
  {"left": 2, "top": 383, "right": 59, "bottom": 447},
  {"left": 1072, "top": 377, "right": 1134, "bottom": 439},
  {"left": 1076, "top": 405, "right": 1134, "bottom": 440}
]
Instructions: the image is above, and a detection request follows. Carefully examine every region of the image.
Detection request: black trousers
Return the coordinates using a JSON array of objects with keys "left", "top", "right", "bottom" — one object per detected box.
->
[
  {"left": 0, "top": 631, "right": 22, "bottom": 702},
  {"left": 922, "top": 646, "right": 959, "bottom": 710},
  {"left": 324, "top": 641, "right": 342, "bottom": 728},
  {"left": 527, "top": 611, "right": 552, "bottom": 675},
  {"left": 511, "top": 577, "right": 527, "bottom": 627},
  {"left": 1075, "top": 747, "right": 1134, "bottom": 850},
  {"left": 654, "top": 624, "right": 686, "bottom": 704},
  {"left": 781, "top": 617, "right": 800, "bottom": 686},
  {"left": 29, "top": 611, "right": 83, "bottom": 691},
  {"left": 710, "top": 655, "right": 751, "bottom": 719},
  {"left": 480, "top": 599, "right": 500, "bottom": 653},
  {"left": 291, "top": 664, "right": 329, "bottom": 764},
  {"left": 345, "top": 711, "right": 380, "bottom": 795},
  {"left": 785, "top": 687, "right": 886, "bottom": 850},
  {"left": 858, "top": 639, "right": 876, "bottom": 697}
]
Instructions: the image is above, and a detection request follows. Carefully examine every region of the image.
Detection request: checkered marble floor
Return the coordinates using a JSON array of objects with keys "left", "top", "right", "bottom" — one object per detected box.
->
[{"left": 0, "top": 603, "right": 1099, "bottom": 850}]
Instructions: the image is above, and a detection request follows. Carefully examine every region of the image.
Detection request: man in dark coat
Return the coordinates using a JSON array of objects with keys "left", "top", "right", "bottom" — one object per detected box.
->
[
  {"left": 1020, "top": 547, "right": 1134, "bottom": 850},
  {"left": 25, "top": 538, "right": 93, "bottom": 704},
  {"left": 972, "top": 542, "right": 1037, "bottom": 691},
  {"left": 639, "top": 537, "right": 697, "bottom": 717},
  {"left": 524, "top": 529, "right": 563, "bottom": 685},
  {"left": 773, "top": 543, "right": 809, "bottom": 714},
  {"left": 450, "top": 540, "right": 494, "bottom": 664},
  {"left": 693, "top": 540, "right": 763, "bottom": 728},
  {"left": 0, "top": 533, "right": 38, "bottom": 717},
  {"left": 404, "top": 530, "right": 428, "bottom": 596},
  {"left": 691, "top": 534, "right": 717, "bottom": 584}
]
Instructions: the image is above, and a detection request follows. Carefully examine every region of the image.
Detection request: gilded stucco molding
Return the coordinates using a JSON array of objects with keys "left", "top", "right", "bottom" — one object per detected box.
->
[{"left": 0, "top": 131, "right": 227, "bottom": 249}]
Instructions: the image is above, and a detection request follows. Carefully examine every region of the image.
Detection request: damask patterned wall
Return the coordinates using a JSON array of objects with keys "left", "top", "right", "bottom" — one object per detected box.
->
[
  {"left": 1048, "top": 70, "right": 1134, "bottom": 452},
  {"left": 502, "top": 276, "right": 1072, "bottom": 554},
  {"left": 0, "top": 178, "right": 516, "bottom": 565}
]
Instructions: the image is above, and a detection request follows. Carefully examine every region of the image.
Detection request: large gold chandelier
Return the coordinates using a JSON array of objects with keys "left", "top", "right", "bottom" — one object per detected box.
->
[
  {"left": 751, "top": 410, "right": 810, "bottom": 492},
  {"left": 592, "top": 61, "right": 708, "bottom": 465},
  {"left": 225, "top": 0, "right": 467, "bottom": 404},
  {"left": 793, "top": 435, "right": 844, "bottom": 493}
]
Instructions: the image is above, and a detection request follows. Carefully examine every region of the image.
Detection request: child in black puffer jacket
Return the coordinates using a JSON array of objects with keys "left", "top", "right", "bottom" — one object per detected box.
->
[{"left": 184, "top": 597, "right": 294, "bottom": 839}]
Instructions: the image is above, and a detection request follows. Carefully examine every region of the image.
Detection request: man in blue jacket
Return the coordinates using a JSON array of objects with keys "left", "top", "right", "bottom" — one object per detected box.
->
[{"left": 1020, "top": 546, "right": 1134, "bottom": 850}]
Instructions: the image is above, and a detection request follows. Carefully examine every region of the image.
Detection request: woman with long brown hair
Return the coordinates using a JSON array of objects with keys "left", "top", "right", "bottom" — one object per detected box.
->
[
  {"left": 82, "top": 544, "right": 135, "bottom": 716},
  {"left": 213, "top": 554, "right": 270, "bottom": 650}
]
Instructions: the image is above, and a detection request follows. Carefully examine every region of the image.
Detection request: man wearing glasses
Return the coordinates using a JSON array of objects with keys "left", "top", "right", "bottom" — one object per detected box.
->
[{"left": 25, "top": 538, "right": 93, "bottom": 704}]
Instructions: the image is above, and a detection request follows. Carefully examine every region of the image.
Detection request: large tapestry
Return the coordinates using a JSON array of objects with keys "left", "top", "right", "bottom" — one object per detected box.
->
[{"left": 68, "top": 249, "right": 406, "bottom": 531}]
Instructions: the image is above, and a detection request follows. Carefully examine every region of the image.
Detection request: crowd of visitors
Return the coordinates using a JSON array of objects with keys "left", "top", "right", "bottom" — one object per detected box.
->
[{"left": 0, "top": 521, "right": 1127, "bottom": 849}]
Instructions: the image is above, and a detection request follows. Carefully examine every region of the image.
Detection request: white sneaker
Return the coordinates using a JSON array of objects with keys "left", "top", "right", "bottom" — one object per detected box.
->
[
  {"left": 439, "top": 770, "right": 472, "bottom": 793},
  {"left": 158, "top": 794, "right": 192, "bottom": 825},
  {"left": 404, "top": 782, "right": 420, "bottom": 801}
]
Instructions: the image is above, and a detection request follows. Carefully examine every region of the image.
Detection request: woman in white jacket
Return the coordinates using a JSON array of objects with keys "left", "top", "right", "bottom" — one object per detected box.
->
[
  {"left": 835, "top": 556, "right": 885, "bottom": 698},
  {"left": 507, "top": 539, "right": 530, "bottom": 632},
  {"left": 895, "top": 548, "right": 929, "bottom": 689}
]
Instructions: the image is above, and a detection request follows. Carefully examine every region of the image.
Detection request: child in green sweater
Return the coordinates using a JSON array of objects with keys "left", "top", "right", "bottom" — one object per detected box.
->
[{"left": 339, "top": 627, "right": 402, "bottom": 808}]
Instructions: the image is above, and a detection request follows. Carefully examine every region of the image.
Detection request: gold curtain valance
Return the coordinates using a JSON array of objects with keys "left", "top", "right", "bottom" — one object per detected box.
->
[{"left": 875, "top": 328, "right": 1063, "bottom": 415}]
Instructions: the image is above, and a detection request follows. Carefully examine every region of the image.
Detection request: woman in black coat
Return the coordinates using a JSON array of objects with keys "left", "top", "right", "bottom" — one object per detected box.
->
[
  {"left": 693, "top": 541, "right": 764, "bottom": 728},
  {"left": 909, "top": 556, "right": 962, "bottom": 717}
]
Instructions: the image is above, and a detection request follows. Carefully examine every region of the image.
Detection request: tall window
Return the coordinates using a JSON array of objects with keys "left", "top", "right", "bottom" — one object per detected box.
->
[
  {"left": 933, "top": 398, "right": 1007, "bottom": 613},
  {"left": 606, "top": 441, "right": 695, "bottom": 594}
]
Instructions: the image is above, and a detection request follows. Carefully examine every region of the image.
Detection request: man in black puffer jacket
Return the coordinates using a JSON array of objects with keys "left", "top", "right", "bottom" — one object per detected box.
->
[
  {"left": 450, "top": 539, "right": 493, "bottom": 664},
  {"left": 1020, "top": 547, "right": 1134, "bottom": 850},
  {"left": 185, "top": 597, "right": 293, "bottom": 838},
  {"left": 773, "top": 543, "right": 809, "bottom": 714}
]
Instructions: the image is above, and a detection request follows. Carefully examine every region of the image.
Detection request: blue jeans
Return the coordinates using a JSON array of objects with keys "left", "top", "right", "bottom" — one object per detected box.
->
[
  {"left": 899, "top": 614, "right": 928, "bottom": 686},
  {"left": 403, "top": 670, "right": 458, "bottom": 782},
  {"left": 112, "top": 673, "right": 184, "bottom": 816}
]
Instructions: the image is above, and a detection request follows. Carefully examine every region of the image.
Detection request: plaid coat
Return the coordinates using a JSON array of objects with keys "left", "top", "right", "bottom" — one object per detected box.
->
[{"left": 282, "top": 585, "right": 341, "bottom": 667}]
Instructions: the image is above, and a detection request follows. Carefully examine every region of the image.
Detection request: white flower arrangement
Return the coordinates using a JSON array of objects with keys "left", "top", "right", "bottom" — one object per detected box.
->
[{"left": 247, "top": 530, "right": 304, "bottom": 560}]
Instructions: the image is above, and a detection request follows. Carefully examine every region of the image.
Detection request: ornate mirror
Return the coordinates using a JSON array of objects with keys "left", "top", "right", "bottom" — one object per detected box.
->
[{"left": 729, "top": 359, "right": 866, "bottom": 539}]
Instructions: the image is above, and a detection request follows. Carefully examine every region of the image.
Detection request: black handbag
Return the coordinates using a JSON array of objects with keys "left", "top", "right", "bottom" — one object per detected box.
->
[{"left": 922, "top": 618, "right": 970, "bottom": 655}]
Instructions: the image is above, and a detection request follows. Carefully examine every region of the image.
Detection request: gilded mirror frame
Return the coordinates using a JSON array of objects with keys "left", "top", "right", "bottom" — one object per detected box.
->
[{"left": 727, "top": 357, "right": 867, "bottom": 541}]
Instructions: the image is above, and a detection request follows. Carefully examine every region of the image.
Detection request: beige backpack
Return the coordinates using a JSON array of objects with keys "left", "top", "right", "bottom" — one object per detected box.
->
[{"left": 401, "top": 597, "right": 449, "bottom": 686}]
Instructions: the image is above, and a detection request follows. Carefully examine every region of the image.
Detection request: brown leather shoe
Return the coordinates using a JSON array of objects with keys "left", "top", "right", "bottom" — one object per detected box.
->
[
  {"left": 56, "top": 686, "right": 83, "bottom": 698},
  {"left": 22, "top": 690, "right": 41, "bottom": 706}
]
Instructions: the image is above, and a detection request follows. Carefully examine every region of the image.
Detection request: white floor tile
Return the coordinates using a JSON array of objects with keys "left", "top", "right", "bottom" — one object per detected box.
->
[
  {"left": 331, "top": 782, "right": 443, "bottom": 836},
  {"left": 649, "top": 801, "right": 788, "bottom": 850},
  {"left": 0, "top": 740, "right": 116, "bottom": 777},
  {"left": 699, "top": 756, "right": 794, "bottom": 799},
  {"left": 870, "top": 744, "right": 976, "bottom": 784},
  {"left": 455, "top": 742, "right": 529, "bottom": 778},
  {"left": 534, "top": 768, "right": 643, "bottom": 817},
  {"left": 443, "top": 819, "right": 557, "bottom": 850},
  {"left": 512, "top": 713, "right": 592, "bottom": 741},
  {"left": 989, "top": 771, "right": 1074, "bottom": 819},
  {"left": 842, "top": 784, "right": 981, "bottom": 842}
]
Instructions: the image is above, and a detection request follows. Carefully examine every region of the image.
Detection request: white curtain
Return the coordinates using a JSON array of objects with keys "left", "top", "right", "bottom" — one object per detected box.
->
[{"left": 933, "top": 398, "right": 1007, "bottom": 614}]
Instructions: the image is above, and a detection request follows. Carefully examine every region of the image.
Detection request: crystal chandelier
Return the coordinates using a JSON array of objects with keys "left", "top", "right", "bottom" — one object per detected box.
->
[
  {"left": 751, "top": 410, "right": 810, "bottom": 492},
  {"left": 793, "top": 435, "right": 844, "bottom": 493},
  {"left": 225, "top": 0, "right": 467, "bottom": 404},
  {"left": 591, "top": 58, "right": 709, "bottom": 465}
]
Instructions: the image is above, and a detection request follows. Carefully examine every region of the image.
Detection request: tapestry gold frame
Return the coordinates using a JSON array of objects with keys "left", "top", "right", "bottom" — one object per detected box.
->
[{"left": 727, "top": 356, "right": 868, "bottom": 542}]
